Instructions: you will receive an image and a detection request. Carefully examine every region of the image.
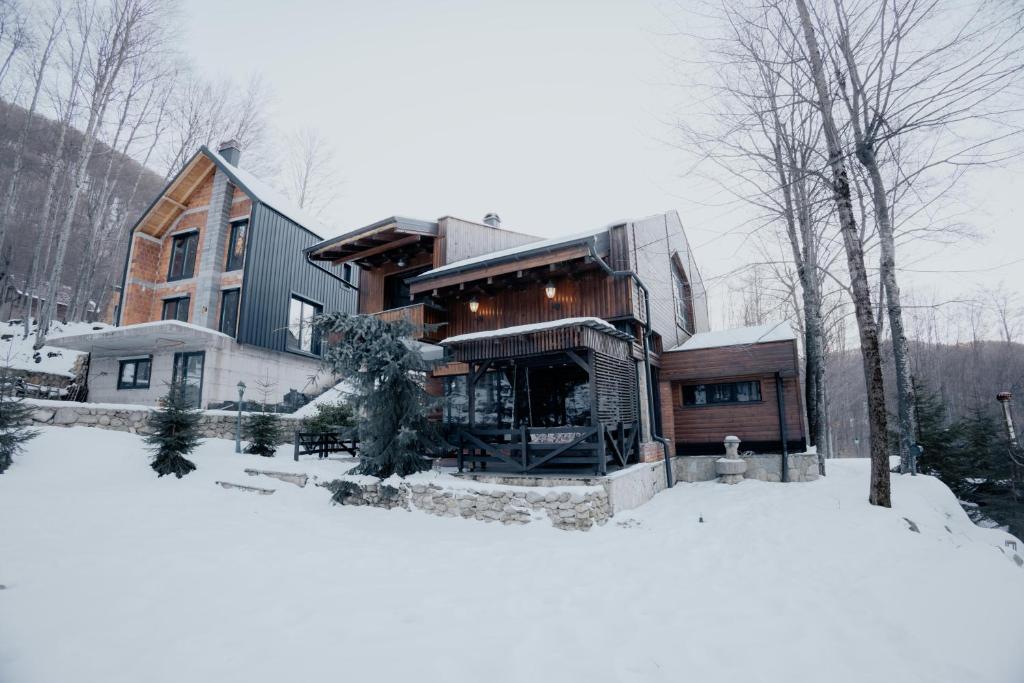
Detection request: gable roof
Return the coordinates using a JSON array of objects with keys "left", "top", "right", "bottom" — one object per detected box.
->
[{"left": 129, "top": 146, "right": 329, "bottom": 240}]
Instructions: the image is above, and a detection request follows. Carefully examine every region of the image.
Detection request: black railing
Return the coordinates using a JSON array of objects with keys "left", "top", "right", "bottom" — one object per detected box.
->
[{"left": 454, "top": 421, "right": 639, "bottom": 475}]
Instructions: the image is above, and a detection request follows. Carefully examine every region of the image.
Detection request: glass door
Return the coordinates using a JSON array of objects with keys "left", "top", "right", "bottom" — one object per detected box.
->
[{"left": 172, "top": 351, "right": 205, "bottom": 408}]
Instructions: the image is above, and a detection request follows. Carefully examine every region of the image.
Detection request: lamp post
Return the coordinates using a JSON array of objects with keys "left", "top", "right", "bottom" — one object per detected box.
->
[{"left": 235, "top": 380, "right": 246, "bottom": 453}]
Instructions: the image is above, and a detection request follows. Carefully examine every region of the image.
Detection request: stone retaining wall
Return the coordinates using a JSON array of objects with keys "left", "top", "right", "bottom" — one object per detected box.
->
[
  {"left": 328, "top": 478, "right": 611, "bottom": 531},
  {"left": 24, "top": 399, "right": 301, "bottom": 443}
]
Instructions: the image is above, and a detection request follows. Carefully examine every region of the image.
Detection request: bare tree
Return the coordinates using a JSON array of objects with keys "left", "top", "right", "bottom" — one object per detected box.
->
[
  {"left": 282, "top": 126, "right": 340, "bottom": 217},
  {"left": 0, "top": 0, "right": 28, "bottom": 90}
]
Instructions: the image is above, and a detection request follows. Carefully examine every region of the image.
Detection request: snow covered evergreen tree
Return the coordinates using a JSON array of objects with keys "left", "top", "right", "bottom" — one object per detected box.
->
[
  {"left": 0, "top": 387, "right": 38, "bottom": 474},
  {"left": 315, "top": 312, "right": 441, "bottom": 477},
  {"left": 245, "top": 412, "right": 282, "bottom": 457},
  {"left": 145, "top": 382, "right": 201, "bottom": 478}
]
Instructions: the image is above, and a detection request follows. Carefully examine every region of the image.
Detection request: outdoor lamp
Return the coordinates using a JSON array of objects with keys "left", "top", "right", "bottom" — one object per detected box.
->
[
  {"left": 469, "top": 297, "right": 480, "bottom": 313},
  {"left": 235, "top": 381, "right": 246, "bottom": 454},
  {"left": 544, "top": 280, "right": 557, "bottom": 300}
]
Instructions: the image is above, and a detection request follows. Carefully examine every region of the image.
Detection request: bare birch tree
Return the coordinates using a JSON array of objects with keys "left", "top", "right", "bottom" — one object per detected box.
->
[{"left": 282, "top": 126, "right": 340, "bottom": 218}]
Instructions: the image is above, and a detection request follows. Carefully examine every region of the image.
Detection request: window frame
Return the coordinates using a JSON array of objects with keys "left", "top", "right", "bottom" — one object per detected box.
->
[
  {"left": 167, "top": 230, "right": 199, "bottom": 282},
  {"left": 117, "top": 356, "right": 152, "bottom": 390},
  {"left": 681, "top": 380, "right": 763, "bottom": 407},
  {"left": 671, "top": 255, "right": 695, "bottom": 334},
  {"left": 161, "top": 296, "right": 190, "bottom": 322},
  {"left": 225, "top": 219, "right": 247, "bottom": 272},
  {"left": 219, "top": 288, "right": 241, "bottom": 336},
  {"left": 286, "top": 294, "right": 323, "bottom": 356}
]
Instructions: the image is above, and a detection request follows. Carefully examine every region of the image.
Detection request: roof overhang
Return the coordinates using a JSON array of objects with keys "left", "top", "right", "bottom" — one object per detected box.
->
[
  {"left": 131, "top": 152, "right": 218, "bottom": 238},
  {"left": 47, "top": 321, "right": 232, "bottom": 357},
  {"left": 305, "top": 216, "right": 438, "bottom": 266},
  {"left": 440, "top": 317, "right": 633, "bottom": 363}
]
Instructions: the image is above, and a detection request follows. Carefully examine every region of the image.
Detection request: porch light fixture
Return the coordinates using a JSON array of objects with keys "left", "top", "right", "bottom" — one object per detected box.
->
[
  {"left": 468, "top": 297, "right": 480, "bottom": 314},
  {"left": 544, "top": 280, "right": 557, "bottom": 300},
  {"left": 396, "top": 257, "right": 407, "bottom": 268}
]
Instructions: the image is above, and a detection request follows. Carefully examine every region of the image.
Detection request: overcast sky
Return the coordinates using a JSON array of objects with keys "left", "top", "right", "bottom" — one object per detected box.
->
[{"left": 180, "top": 0, "right": 1022, "bottom": 327}]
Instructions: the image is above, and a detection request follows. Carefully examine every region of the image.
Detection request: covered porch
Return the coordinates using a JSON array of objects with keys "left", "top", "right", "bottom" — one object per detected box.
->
[{"left": 440, "top": 318, "right": 641, "bottom": 475}]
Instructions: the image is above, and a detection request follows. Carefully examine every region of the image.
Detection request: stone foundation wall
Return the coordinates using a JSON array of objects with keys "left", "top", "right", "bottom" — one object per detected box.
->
[
  {"left": 25, "top": 399, "right": 301, "bottom": 443},
  {"left": 674, "top": 453, "right": 819, "bottom": 483},
  {"left": 328, "top": 478, "right": 611, "bottom": 531}
]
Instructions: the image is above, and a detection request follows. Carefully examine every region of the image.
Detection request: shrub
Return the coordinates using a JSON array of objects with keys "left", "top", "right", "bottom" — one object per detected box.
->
[
  {"left": 0, "top": 389, "right": 38, "bottom": 474},
  {"left": 300, "top": 401, "right": 355, "bottom": 434},
  {"left": 245, "top": 412, "right": 283, "bottom": 457}
]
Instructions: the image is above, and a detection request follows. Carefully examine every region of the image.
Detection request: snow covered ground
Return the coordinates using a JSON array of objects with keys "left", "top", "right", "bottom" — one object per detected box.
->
[
  {"left": 1, "top": 427, "right": 1022, "bottom": 683},
  {"left": 0, "top": 320, "right": 109, "bottom": 377}
]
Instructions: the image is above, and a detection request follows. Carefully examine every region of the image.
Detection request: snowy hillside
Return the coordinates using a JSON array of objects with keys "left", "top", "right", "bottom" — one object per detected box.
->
[
  {"left": 0, "top": 320, "right": 109, "bottom": 377},
  {"left": 0, "top": 427, "right": 1022, "bottom": 683}
]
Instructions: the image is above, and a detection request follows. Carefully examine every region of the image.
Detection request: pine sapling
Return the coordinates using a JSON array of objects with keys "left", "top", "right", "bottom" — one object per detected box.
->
[
  {"left": 145, "top": 382, "right": 201, "bottom": 478},
  {"left": 245, "top": 412, "right": 282, "bottom": 457},
  {"left": 0, "top": 387, "right": 38, "bottom": 474}
]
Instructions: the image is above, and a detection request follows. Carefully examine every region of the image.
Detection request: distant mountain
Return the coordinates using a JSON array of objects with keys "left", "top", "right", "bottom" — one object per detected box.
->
[{"left": 0, "top": 98, "right": 164, "bottom": 321}]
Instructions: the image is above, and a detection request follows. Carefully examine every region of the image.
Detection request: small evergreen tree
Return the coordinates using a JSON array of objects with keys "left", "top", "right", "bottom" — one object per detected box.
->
[
  {"left": 145, "top": 382, "right": 201, "bottom": 478},
  {"left": 300, "top": 401, "right": 355, "bottom": 434},
  {"left": 315, "top": 312, "right": 441, "bottom": 477},
  {"left": 245, "top": 412, "right": 283, "bottom": 457},
  {"left": 0, "top": 387, "right": 38, "bottom": 474}
]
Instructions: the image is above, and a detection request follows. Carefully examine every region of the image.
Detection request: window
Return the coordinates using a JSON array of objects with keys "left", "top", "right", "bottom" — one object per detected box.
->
[
  {"left": 117, "top": 357, "right": 151, "bottom": 390},
  {"left": 167, "top": 231, "right": 199, "bottom": 281},
  {"left": 219, "top": 289, "right": 240, "bottom": 336},
  {"left": 383, "top": 265, "right": 431, "bottom": 310},
  {"left": 172, "top": 351, "right": 205, "bottom": 408},
  {"left": 672, "top": 259, "right": 694, "bottom": 333},
  {"left": 287, "top": 296, "right": 322, "bottom": 355},
  {"left": 342, "top": 263, "right": 353, "bottom": 284},
  {"left": 225, "top": 220, "right": 247, "bottom": 271},
  {"left": 682, "top": 381, "right": 762, "bottom": 406},
  {"left": 161, "top": 296, "right": 190, "bottom": 322}
]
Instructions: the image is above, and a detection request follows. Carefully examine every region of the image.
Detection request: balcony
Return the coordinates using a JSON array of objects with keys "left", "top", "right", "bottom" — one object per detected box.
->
[{"left": 372, "top": 303, "right": 446, "bottom": 342}]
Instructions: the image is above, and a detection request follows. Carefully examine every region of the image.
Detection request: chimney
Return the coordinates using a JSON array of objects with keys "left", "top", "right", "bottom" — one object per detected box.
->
[
  {"left": 483, "top": 212, "right": 501, "bottom": 228},
  {"left": 218, "top": 139, "right": 242, "bottom": 166}
]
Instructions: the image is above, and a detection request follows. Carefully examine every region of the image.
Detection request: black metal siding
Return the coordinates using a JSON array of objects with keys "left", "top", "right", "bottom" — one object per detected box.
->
[{"left": 238, "top": 203, "right": 357, "bottom": 352}]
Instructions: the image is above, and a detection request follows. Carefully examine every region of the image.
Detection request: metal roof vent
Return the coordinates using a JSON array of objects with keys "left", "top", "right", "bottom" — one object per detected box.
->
[
  {"left": 218, "top": 139, "right": 242, "bottom": 166},
  {"left": 483, "top": 213, "right": 501, "bottom": 228}
]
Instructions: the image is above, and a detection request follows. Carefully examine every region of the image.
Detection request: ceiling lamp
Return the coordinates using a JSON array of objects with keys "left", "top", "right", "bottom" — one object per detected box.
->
[
  {"left": 544, "top": 280, "right": 557, "bottom": 300},
  {"left": 469, "top": 297, "right": 480, "bottom": 313},
  {"left": 396, "top": 257, "right": 407, "bottom": 268}
]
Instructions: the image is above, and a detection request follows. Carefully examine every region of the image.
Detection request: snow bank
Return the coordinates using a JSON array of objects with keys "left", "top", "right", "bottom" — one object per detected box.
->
[
  {"left": 441, "top": 316, "right": 616, "bottom": 345},
  {"left": 1, "top": 429, "right": 1022, "bottom": 683},
  {"left": 0, "top": 320, "right": 106, "bottom": 377}
]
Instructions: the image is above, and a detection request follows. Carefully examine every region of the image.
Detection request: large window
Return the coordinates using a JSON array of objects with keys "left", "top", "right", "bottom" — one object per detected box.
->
[
  {"left": 167, "top": 231, "right": 199, "bottom": 281},
  {"left": 161, "top": 296, "right": 190, "bottom": 322},
  {"left": 225, "top": 220, "right": 247, "bottom": 271},
  {"left": 672, "top": 259, "right": 694, "bottom": 333},
  {"left": 117, "top": 357, "right": 151, "bottom": 390},
  {"left": 287, "top": 296, "right": 322, "bottom": 354},
  {"left": 172, "top": 351, "right": 205, "bottom": 408},
  {"left": 682, "top": 380, "right": 762, "bottom": 407},
  {"left": 219, "top": 289, "right": 240, "bottom": 335}
]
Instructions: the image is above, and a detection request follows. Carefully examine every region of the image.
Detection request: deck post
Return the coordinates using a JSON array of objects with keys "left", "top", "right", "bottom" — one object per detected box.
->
[
  {"left": 519, "top": 423, "right": 529, "bottom": 470},
  {"left": 293, "top": 431, "right": 300, "bottom": 462}
]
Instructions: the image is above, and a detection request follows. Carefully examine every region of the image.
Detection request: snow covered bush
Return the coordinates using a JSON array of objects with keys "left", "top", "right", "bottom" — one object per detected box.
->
[
  {"left": 299, "top": 401, "right": 355, "bottom": 434},
  {"left": 315, "top": 312, "right": 442, "bottom": 478},
  {"left": 0, "top": 385, "right": 38, "bottom": 474},
  {"left": 245, "top": 413, "right": 283, "bottom": 457},
  {"left": 144, "top": 383, "right": 200, "bottom": 478}
]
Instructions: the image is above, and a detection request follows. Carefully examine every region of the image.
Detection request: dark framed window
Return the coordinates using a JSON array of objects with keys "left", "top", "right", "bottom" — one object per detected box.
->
[
  {"left": 286, "top": 295, "right": 323, "bottom": 355},
  {"left": 682, "top": 381, "right": 762, "bottom": 407},
  {"left": 117, "top": 357, "right": 152, "bottom": 390},
  {"left": 342, "top": 263, "right": 353, "bottom": 284},
  {"left": 161, "top": 296, "right": 190, "bottom": 322},
  {"left": 225, "top": 220, "right": 247, "bottom": 271},
  {"left": 172, "top": 351, "right": 205, "bottom": 408},
  {"left": 167, "top": 231, "right": 199, "bottom": 281},
  {"left": 672, "top": 258, "right": 694, "bottom": 333},
  {"left": 219, "top": 289, "right": 240, "bottom": 336}
]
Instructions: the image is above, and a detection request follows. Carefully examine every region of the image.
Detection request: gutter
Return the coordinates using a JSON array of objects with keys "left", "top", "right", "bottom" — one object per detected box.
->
[
  {"left": 586, "top": 236, "right": 674, "bottom": 489},
  {"left": 305, "top": 252, "right": 358, "bottom": 291}
]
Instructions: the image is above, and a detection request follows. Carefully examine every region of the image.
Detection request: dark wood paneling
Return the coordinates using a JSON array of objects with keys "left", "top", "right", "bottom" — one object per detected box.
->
[
  {"left": 447, "top": 325, "right": 631, "bottom": 363},
  {"left": 660, "top": 340, "right": 799, "bottom": 381},
  {"left": 439, "top": 217, "right": 540, "bottom": 266},
  {"left": 357, "top": 251, "right": 433, "bottom": 314}
]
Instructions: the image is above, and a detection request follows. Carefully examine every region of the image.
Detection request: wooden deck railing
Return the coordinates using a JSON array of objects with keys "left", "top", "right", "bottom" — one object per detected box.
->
[
  {"left": 372, "top": 303, "right": 446, "bottom": 342},
  {"left": 453, "top": 421, "right": 639, "bottom": 475}
]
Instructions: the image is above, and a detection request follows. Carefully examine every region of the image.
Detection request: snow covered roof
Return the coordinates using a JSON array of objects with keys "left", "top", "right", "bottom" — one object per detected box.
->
[
  {"left": 47, "top": 320, "right": 232, "bottom": 356},
  {"left": 204, "top": 147, "right": 329, "bottom": 238},
  {"left": 441, "top": 317, "right": 627, "bottom": 345},
  {"left": 669, "top": 321, "right": 796, "bottom": 352},
  {"left": 414, "top": 226, "right": 607, "bottom": 281}
]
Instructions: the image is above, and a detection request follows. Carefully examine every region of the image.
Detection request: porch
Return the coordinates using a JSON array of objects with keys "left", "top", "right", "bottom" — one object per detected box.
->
[{"left": 440, "top": 318, "right": 641, "bottom": 476}]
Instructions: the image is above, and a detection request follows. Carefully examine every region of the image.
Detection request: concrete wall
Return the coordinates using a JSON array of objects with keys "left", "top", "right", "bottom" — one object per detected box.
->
[
  {"left": 87, "top": 337, "right": 333, "bottom": 408},
  {"left": 673, "top": 453, "right": 819, "bottom": 483}
]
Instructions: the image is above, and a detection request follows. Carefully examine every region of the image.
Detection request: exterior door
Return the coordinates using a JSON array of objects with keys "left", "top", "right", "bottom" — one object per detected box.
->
[{"left": 172, "top": 351, "right": 205, "bottom": 408}]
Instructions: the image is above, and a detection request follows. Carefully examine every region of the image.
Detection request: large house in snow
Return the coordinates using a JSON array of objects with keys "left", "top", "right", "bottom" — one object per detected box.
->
[
  {"left": 52, "top": 141, "right": 807, "bottom": 473},
  {"left": 51, "top": 141, "right": 355, "bottom": 408}
]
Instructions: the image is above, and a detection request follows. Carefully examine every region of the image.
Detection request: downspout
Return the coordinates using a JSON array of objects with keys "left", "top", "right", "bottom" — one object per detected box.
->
[
  {"left": 586, "top": 237, "right": 674, "bottom": 488},
  {"left": 775, "top": 371, "right": 790, "bottom": 482},
  {"left": 305, "top": 252, "right": 359, "bottom": 291}
]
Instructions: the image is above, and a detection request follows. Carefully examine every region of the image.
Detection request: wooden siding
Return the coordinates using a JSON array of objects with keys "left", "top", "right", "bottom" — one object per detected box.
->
[
  {"left": 436, "top": 216, "right": 540, "bottom": 267},
  {"left": 238, "top": 203, "right": 357, "bottom": 352},
  {"left": 357, "top": 251, "right": 433, "bottom": 314},
  {"left": 442, "top": 270, "right": 633, "bottom": 338},
  {"left": 410, "top": 244, "right": 592, "bottom": 295},
  {"left": 659, "top": 340, "right": 799, "bottom": 382},
  {"left": 372, "top": 303, "right": 446, "bottom": 342},
  {"left": 595, "top": 352, "right": 638, "bottom": 424}
]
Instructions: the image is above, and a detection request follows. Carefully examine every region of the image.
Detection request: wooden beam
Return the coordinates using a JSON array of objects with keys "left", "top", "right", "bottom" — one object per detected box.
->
[
  {"left": 332, "top": 234, "right": 420, "bottom": 265},
  {"left": 409, "top": 244, "right": 590, "bottom": 295},
  {"left": 161, "top": 196, "right": 188, "bottom": 210}
]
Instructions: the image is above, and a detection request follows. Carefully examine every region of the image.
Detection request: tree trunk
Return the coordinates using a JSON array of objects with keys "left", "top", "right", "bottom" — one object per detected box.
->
[{"left": 795, "top": 0, "right": 891, "bottom": 506}]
